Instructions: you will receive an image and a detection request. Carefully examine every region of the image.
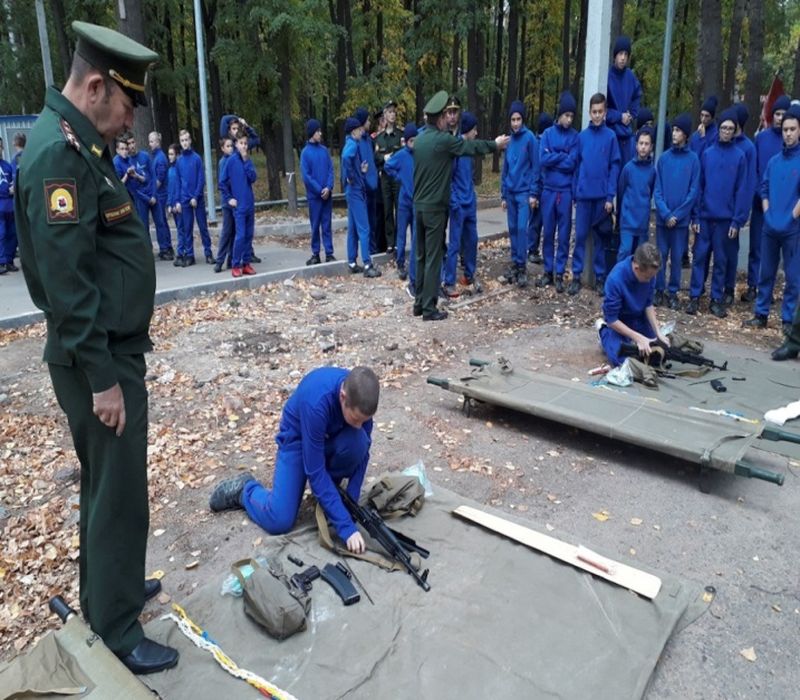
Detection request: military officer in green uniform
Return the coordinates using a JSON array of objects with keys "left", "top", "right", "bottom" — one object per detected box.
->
[
  {"left": 412, "top": 91, "right": 509, "bottom": 320},
  {"left": 375, "top": 100, "right": 403, "bottom": 255},
  {"left": 14, "top": 22, "right": 178, "bottom": 674}
]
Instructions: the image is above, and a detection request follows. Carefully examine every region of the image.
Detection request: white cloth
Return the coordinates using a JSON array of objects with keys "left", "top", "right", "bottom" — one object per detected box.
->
[{"left": 764, "top": 400, "right": 800, "bottom": 426}]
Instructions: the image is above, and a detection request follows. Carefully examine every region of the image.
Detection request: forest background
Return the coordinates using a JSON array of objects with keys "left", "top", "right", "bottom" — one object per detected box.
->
[{"left": 1, "top": 0, "right": 798, "bottom": 200}]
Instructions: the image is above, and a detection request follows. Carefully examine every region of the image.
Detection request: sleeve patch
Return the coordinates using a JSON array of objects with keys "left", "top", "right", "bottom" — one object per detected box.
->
[
  {"left": 102, "top": 201, "right": 132, "bottom": 224},
  {"left": 44, "top": 179, "right": 79, "bottom": 224}
]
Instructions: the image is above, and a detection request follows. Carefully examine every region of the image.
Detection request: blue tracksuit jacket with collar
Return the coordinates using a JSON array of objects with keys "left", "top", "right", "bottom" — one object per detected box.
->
[
  {"left": 654, "top": 144, "right": 701, "bottom": 226},
  {"left": 573, "top": 122, "right": 621, "bottom": 202},
  {"left": 501, "top": 125, "right": 540, "bottom": 199},
  {"left": 539, "top": 123, "right": 579, "bottom": 192}
]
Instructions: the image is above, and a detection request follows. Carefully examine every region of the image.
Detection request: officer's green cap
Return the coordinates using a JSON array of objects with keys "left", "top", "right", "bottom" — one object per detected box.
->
[
  {"left": 424, "top": 90, "right": 449, "bottom": 117},
  {"left": 72, "top": 21, "right": 159, "bottom": 108}
]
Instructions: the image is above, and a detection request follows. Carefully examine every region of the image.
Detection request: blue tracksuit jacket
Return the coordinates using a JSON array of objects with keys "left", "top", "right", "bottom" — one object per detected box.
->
[
  {"left": 384, "top": 146, "right": 415, "bottom": 208},
  {"left": 0, "top": 159, "right": 13, "bottom": 213},
  {"left": 501, "top": 125, "right": 540, "bottom": 199},
  {"left": 573, "top": 123, "right": 621, "bottom": 202},
  {"left": 278, "top": 367, "right": 373, "bottom": 541},
  {"left": 129, "top": 150, "right": 153, "bottom": 203},
  {"left": 113, "top": 154, "right": 138, "bottom": 200},
  {"left": 218, "top": 154, "right": 231, "bottom": 210},
  {"left": 221, "top": 152, "right": 257, "bottom": 213},
  {"left": 176, "top": 148, "right": 205, "bottom": 203},
  {"left": 342, "top": 136, "right": 367, "bottom": 197},
  {"left": 219, "top": 114, "right": 261, "bottom": 150},
  {"left": 690, "top": 123, "right": 717, "bottom": 159},
  {"left": 606, "top": 66, "right": 642, "bottom": 143},
  {"left": 166, "top": 163, "right": 181, "bottom": 208},
  {"left": 698, "top": 141, "right": 749, "bottom": 226},
  {"left": 618, "top": 157, "right": 655, "bottom": 231},
  {"left": 734, "top": 133, "right": 757, "bottom": 200},
  {"left": 300, "top": 141, "right": 335, "bottom": 199},
  {"left": 150, "top": 148, "right": 168, "bottom": 203},
  {"left": 358, "top": 134, "right": 378, "bottom": 191},
  {"left": 450, "top": 154, "right": 476, "bottom": 208},
  {"left": 755, "top": 127, "right": 784, "bottom": 186},
  {"left": 654, "top": 145, "right": 701, "bottom": 226},
  {"left": 760, "top": 143, "right": 800, "bottom": 233},
  {"left": 603, "top": 255, "right": 654, "bottom": 325},
  {"left": 539, "top": 124, "right": 579, "bottom": 192}
]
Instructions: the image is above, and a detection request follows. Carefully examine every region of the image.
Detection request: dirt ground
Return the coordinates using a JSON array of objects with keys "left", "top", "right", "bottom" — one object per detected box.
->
[{"left": 1, "top": 239, "right": 798, "bottom": 699}]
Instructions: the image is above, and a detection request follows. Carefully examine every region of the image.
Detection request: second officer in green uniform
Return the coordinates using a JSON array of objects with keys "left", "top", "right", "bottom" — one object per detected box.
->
[
  {"left": 14, "top": 22, "right": 178, "bottom": 674},
  {"left": 412, "top": 91, "right": 509, "bottom": 320}
]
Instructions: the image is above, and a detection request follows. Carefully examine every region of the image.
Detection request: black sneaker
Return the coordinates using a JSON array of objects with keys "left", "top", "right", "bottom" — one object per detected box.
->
[
  {"left": 528, "top": 251, "right": 543, "bottom": 265},
  {"left": 709, "top": 300, "right": 728, "bottom": 319},
  {"left": 567, "top": 279, "right": 580, "bottom": 296},
  {"left": 348, "top": 262, "right": 363, "bottom": 274},
  {"left": 595, "top": 280, "right": 605, "bottom": 297},
  {"left": 653, "top": 290, "right": 664, "bottom": 307},
  {"left": 783, "top": 321, "right": 792, "bottom": 336},
  {"left": 4, "top": 262, "right": 19, "bottom": 272},
  {"left": 685, "top": 297, "right": 699, "bottom": 315},
  {"left": 209, "top": 474, "right": 251, "bottom": 512},
  {"left": 306, "top": 254, "right": 321, "bottom": 266},
  {"left": 165, "top": 248, "right": 175, "bottom": 261},
  {"left": 412, "top": 306, "right": 423, "bottom": 316},
  {"left": 250, "top": 254, "right": 262, "bottom": 264},
  {"left": 500, "top": 266, "right": 517, "bottom": 285},
  {"left": 536, "top": 272, "right": 553, "bottom": 288},
  {"left": 184, "top": 257, "right": 196, "bottom": 267},
  {"left": 205, "top": 254, "right": 215, "bottom": 265},
  {"left": 554, "top": 275, "right": 565, "bottom": 293},
  {"left": 363, "top": 265, "right": 382, "bottom": 278},
  {"left": 722, "top": 291, "right": 734, "bottom": 308},
  {"left": 740, "top": 286, "right": 757, "bottom": 303},
  {"left": 157, "top": 251, "right": 171, "bottom": 261},
  {"left": 397, "top": 265, "right": 408, "bottom": 281},
  {"left": 0, "top": 265, "right": 6, "bottom": 275},
  {"left": 516, "top": 269, "right": 528, "bottom": 288},
  {"left": 423, "top": 309, "right": 448, "bottom": 321},
  {"left": 213, "top": 262, "right": 223, "bottom": 273},
  {"left": 173, "top": 256, "right": 185, "bottom": 267},
  {"left": 668, "top": 294, "right": 681, "bottom": 311},
  {"left": 742, "top": 315, "right": 767, "bottom": 329},
  {"left": 325, "top": 254, "right": 336, "bottom": 262}
]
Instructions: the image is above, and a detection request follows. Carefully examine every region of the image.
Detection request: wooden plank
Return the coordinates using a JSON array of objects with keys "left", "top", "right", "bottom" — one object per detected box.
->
[{"left": 453, "top": 505, "right": 662, "bottom": 600}]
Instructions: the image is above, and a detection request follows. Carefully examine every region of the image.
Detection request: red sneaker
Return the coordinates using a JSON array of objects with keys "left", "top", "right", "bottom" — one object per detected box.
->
[
  {"left": 242, "top": 263, "right": 256, "bottom": 275},
  {"left": 231, "top": 267, "right": 243, "bottom": 278}
]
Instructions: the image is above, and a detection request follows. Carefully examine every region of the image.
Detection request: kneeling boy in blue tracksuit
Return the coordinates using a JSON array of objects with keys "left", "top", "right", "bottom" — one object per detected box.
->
[
  {"left": 301, "top": 119, "right": 336, "bottom": 265},
  {"left": 209, "top": 366, "right": 380, "bottom": 555},
  {"left": 384, "top": 123, "right": 418, "bottom": 287},
  {"left": 222, "top": 134, "right": 258, "bottom": 277},
  {"left": 686, "top": 108, "right": 749, "bottom": 319},
  {"left": 653, "top": 113, "right": 700, "bottom": 309},
  {"left": 617, "top": 127, "right": 655, "bottom": 263},
  {"left": 599, "top": 242, "right": 669, "bottom": 367},
  {"left": 443, "top": 113, "right": 481, "bottom": 296}
]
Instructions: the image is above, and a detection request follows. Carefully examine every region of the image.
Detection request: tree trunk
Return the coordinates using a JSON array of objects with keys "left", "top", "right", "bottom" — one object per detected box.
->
[
  {"left": 506, "top": 0, "right": 519, "bottom": 102},
  {"left": 676, "top": 0, "right": 690, "bottom": 104},
  {"left": 611, "top": 0, "right": 625, "bottom": 43},
  {"left": 491, "top": 0, "right": 504, "bottom": 172},
  {"left": 377, "top": 9, "right": 384, "bottom": 64},
  {"left": 343, "top": 0, "right": 357, "bottom": 77},
  {"left": 331, "top": 0, "right": 346, "bottom": 112},
  {"left": 279, "top": 40, "right": 297, "bottom": 214},
  {"left": 723, "top": 0, "right": 746, "bottom": 102},
  {"left": 262, "top": 118, "right": 283, "bottom": 199},
  {"left": 115, "top": 0, "right": 154, "bottom": 143},
  {"left": 362, "top": 0, "right": 371, "bottom": 76},
  {"left": 698, "top": 0, "right": 723, "bottom": 108},
  {"left": 518, "top": 11, "right": 527, "bottom": 99},
  {"left": 451, "top": 32, "right": 460, "bottom": 91},
  {"left": 178, "top": 0, "right": 193, "bottom": 137},
  {"left": 744, "top": 0, "right": 763, "bottom": 138},
  {"left": 561, "top": 0, "right": 571, "bottom": 91},
  {"left": 467, "top": 7, "right": 484, "bottom": 184},
  {"left": 572, "top": 0, "right": 588, "bottom": 100},
  {"left": 48, "top": 0, "right": 71, "bottom": 81},
  {"left": 413, "top": 0, "right": 424, "bottom": 122},
  {"left": 201, "top": 1, "right": 222, "bottom": 137},
  {"left": 794, "top": 35, "right": 800, "bottom": 98}
]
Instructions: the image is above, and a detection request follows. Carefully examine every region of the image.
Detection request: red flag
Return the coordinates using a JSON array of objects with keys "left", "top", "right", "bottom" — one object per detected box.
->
[{"left": 761, "top": 73, "right": 785, "bottom": 129}]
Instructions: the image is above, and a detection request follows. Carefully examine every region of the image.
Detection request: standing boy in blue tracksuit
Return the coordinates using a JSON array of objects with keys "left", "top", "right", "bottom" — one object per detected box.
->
[
  {"left": 572, "top": 93, "right": 622, "bottom": 294},
  {"left": 443, "top": 114, "right": 481, "bottom": 296},
  {"left": 617, "top": 127, "right": 655, "bottom": 263},
  {"left": 686, "top": 108, "right": 749, "bottom": 318},
  {"left": 355, "top": 108, "right": 380, "bottom": 254},
  {"left": 166, "top": 144, "right": 184, "bottom": 247},
  {"left": 176, "top": 129, "right": 214, "bottom": 266},
  {"left": 113, "top": 137, "right": 141, "bottom": 202},
  {"left": 209, "top": 366, "right": 380, "bottom": 557},
  {"left": 220, "top": 114, "right": 261, "bottom": 152},
  {"left": 342, "top": 117, "right": 381, "bottom": 278},
  {"left": 742, "top": 95, "right": 792, "bottom": 303},
  {"left": 301, "top": 118, "right": 335, "bottom": 266},
  {"left": 222, "top": 134, "right": 258, "bottom": 277},
  {"left": 0, "top": 138, "right": 15, "bottom": 274},
  {"left": 501, "top": 100, "right": 540, "bottom": 288},
  {"left": 147, "top": 131, "right": 174, "bottom": 260},
  {"left": 214, "top": 137, "right": 235, "bottom": 273},
  {"left": 537, "top": 92, "right": 578, "bottom": 294},
  {"left": 690, "top": 96, "right": 718, "bottom": 160},
  {"left": 125, "top": 134, "right": 154, "bottom": 238},
  {"left": 527, "top": 112, "right": 553, "bottom": 263},
  {"left": 742, "top": 107, "right": 800, "bottom": 331},
  {"left": 384, "top": 123, "right": 418, "bottom": 287},
  {"left": 653, "top": 113, "right": 700, "bottom": 310},
  {"left": 606, "top": 36, "right": 642, "bottom": 166}
]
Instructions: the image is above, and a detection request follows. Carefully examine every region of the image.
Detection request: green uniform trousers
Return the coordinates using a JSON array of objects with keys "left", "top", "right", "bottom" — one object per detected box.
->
[
  {"left": 48, "top": 353, "right": 149, "bottom": 656},
  {"left": 414, "top": 208, "right": 448, "bottom": 316},
  {"left": 787, "top": 304, "right": 800, "bottom": 350},
  {"left": 381, "top": 172, "right": 400, "bottom": 249}
]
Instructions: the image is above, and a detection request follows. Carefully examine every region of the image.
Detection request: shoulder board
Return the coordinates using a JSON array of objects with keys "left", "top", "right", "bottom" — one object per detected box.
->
[{"left": 59, "top": 119, "right": 81, "bottom": 153}]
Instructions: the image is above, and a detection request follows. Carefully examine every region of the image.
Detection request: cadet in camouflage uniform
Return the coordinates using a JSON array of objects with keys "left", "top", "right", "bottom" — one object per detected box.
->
[
  {"left": 14, "top": 21, "right": 178, "bottom": 675},
  {"left": 412, "top": 91, "right": 509, "bottom": 321}
]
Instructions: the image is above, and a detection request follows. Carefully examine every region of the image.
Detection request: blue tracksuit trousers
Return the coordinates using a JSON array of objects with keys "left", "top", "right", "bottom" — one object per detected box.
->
[
  {"left": 755, "top": 227, "right": 800, "bottom": 323},
  {"left": 655, "top": 225, "right": 688, "bottom": 294},
  {"left": 347, "top": 192, "right": 372, "bottom": 266},
  {"left": 181, "top": 197, "right": 213, "bottom": 258},
  {"left": 215, "top": 207, "right": 234, "bottom": 265},
  {"left": 309, "top": 197, "right": 334, "bottom": 257},
  {"left": 600, "top": 316, "right": 655, "bottom": 367},
  {"left": 395, "top": 200, "right": 414, "bottom": 271},
  {"left": 241, "top": 426, "right": 369, "bottom": 534},
  {"left": 231, "top": 209, "right": 255, "bottom": 267},
  {"left": 690, "top": 219, "right": 733, "bottom": 301},
  {"left": 506, "top": 192, "right": 530, "bottom": 268},
  {"left": 618, "top": 227, "right": 648, "bottom": 262},
  {"left": 747, "top": 199, "right": 763, "bottom": 289},
  {"left": 527, "top": 204, "right": 543, "bottom": 256},
  {"left": 445, "top": 203, "right": 478, "bottom": 286},
  {"left": 574, "top": 199, "right": 613, "bottom": 278},
  {"left": 541, "top": 190, "right": 572, "bottom": 275},
  {"left": 0, "top": 211, "right": 16, "bottom": 264}
]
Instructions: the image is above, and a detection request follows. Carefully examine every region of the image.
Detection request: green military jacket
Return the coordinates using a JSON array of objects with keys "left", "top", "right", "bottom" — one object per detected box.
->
[
  {"left": 374, "top": 127, "right": 402, "bottom": 170},
  {"left": 413, "top": 125, "right": 496, "bottom": 212},
  {"left": 15, "top": 87, "right": 156, "bottom": 393}
]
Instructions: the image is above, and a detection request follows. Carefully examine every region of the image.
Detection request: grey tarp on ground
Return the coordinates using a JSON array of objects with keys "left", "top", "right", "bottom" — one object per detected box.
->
[
  {"left": 428, "top": 353, "right": 797, "bottom": 479},
  {"left": 141, "top": 487, "right": 707, "bottom": 700}
]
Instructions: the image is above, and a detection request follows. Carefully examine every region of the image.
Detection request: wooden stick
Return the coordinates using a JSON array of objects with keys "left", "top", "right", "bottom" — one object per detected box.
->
[{"left": 453, "top": 505, "right": 662, "bottom": 600}]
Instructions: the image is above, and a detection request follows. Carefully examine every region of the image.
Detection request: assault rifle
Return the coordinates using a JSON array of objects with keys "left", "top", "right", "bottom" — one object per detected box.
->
[
  {"left": 337, "top": 486, "right": 431, "bottom": 592},
  {"left": 620, "top": 339, "right": 728, "bottom": 371}
]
